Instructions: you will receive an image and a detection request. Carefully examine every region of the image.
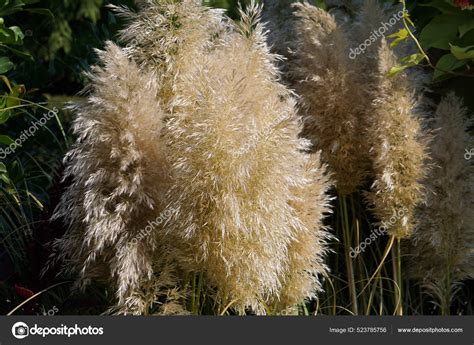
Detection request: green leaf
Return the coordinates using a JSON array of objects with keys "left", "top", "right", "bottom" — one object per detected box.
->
[
  {"left": 401, "top": 53, "right": 425, "bottom": 65},
  {"left": 455, "top": 27, "right": 474, "bottom": 48},
  {"left": 459, "top": 21, "right": 474, "bottom": 38},
  {"left": 419, "top": 15, "right": 461, "bottom": 50},
  {"left": 420, "top": 12, "right": 472, "bottom": 50},
  {"left": 0, "top": 162, "right": 6, "bottom": 173},
  {"left": 0, "top": 109, "right": 10, "bottom": 124},
  {"left": 25, "top": 8, "right": 54, "bottom": 17},
  {"left": 433, "top": 53, "right": 468, "bottom": 80},
  {"left": 6, "top": 90, "right": 20, "bottom": 107},
  {"left": 10, "top": 26, "right": 24, "bottom": 40},
  {"left": 312, "top": 0, "right": 326, "bottom": 10},
  {"left": 450, "top": 44, "right": 474, "bottom": 60},
  {"left": 8, "top": 160, "right": 23, "bottom": 184},
  {"left": 27, "top": 191, "right": 44, "bottom": 210},
  {"left": 0, "top": 25, "right": 24, "bottom": 45},
  {"left": 0, "top": 75, "right": 13, "bottom": 92},
  {"left": 387, "top": 28, "right": 409, "bottom": 48},
  {"left": 0, "top": 0, "right": 28, "bottom": 17},
  {"left": 0, "top": 173, "right": 11, "bottom": 185},
  {"left": 404, "top": 11, "right": 416, "bottom": 28},
  {"left": 387, "top": 53, "right": 425, "bottom": 77},
  {"left": 0, "top": 134, "right": 13, "bottom": 145},
  {"left": 418, "top": 1, "right": 461, "bottom": 14},
  {"left": 0, "top": 56, "right": 13, "bottom": 73},
  {"left": 387, "top": 64, "right": 408, "bottom": 77},
  {"left": 0, "top": 44, "right": 33, "bottom": 60}
]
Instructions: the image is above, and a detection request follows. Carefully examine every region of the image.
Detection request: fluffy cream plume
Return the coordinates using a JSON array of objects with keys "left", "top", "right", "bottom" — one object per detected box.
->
[
  {"left": 51, "top": 0, "right": 332, "bottom": 315},
  {"left": 50, "top": 0, "right": 228, "bottom": 315},
  {"left": 262, "top": 0, "right": 429, "bottom": 201},
  {"left": 51, "top": 42, "right": 171, "bottom": 310},
  {"left": 113, "top": 0, "right": 227, "bottom": 105},
  {"left": 113, "top": 250, "right": 187, "bottom": 315},
  {"left": 346, "top": 0, "right": 430, "bottom": 239},
  {"left": 365, "top": 39, "right": 429, "bottom": 239},
  {"left": 163, "top": 2, "right": 331, "bottom": 314},
  {"left": 407, "top": 93, "right": 474, "bottom": 313},
  {"left": 284, "top": 2, "right": 370, "bottom": 195},
  {"left": 275, "top": 152, "right": 332, "bottom": 310}
]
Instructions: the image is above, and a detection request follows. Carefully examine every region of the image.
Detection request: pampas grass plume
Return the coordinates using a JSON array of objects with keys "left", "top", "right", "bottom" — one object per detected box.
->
[
  {"left": 272, "top": 1, "right": 370, "bottom": 195},
  {"left": 407, "top": 93, "right": 474, "bottom": 313},
  {"left": 365, "top": 39, "right": 429, "bottom": 239},
  {"left": 164, "top": 2, "right": 332, "bottom": 314},
  {"left": 52, "top": 42, "right": 170, "bottom": 309},
  {"left": 52, "top": 0, "right": 332, "bottom": 315}
]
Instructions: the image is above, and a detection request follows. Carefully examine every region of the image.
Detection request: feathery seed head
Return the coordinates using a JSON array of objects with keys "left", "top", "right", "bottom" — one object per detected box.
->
[
  {"left": 407, "top": 93, "right": 474, "bottom": 291},
  {"left": 286, "top": 2, "right": 371, "bottom": 195},
  {"left": 53, "top": 0, "right": 332, "bottom": 314},
  {"left": 113, "top": 0, "right": 227, "bottom": 105},
  {"left": 164, "top": 2, "right": 332, "bottom": 313},
  {"left": 366, "top": 39, "right": 430, "bottom": 239},
  {"left": 52, "top": 42, "right": 171, "bottom": 307}
]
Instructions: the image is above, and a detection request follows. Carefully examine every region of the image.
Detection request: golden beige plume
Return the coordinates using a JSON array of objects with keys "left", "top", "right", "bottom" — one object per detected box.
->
[
  {"left": 365, "top": 39, "right": 429, "bottom": 239},
  {"left": 52, "top": 0, "right": 332, "bottom": 315},
  {"left": 112, "top": 0, "right": 227, "bottom": 106},
  {"left": 163, "top": 1, "right": 332, "bottom": 314},
  {"left": 407, "top": 93, "right": 474, "bottom": 313},
  {"left": 285, "top": 2, "right": 370, "bottom": 195},
  {"left": 50, "top": 0, "right": 229, "bottom": 315},
  {"left": 51, "top": 42, "right": 171, "bottom": 308}
]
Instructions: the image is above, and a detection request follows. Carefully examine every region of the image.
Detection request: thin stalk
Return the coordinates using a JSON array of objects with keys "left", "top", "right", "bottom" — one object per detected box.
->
[
  {"left": 340, "top": 194, "right": 358, "bottom": 315},
  {"left": 441, "top": 263, "right": 452, "bottom": 315},
  {"left": 358, "top": 236, "right": 395, "bottom": 298},
  {"left": 7, "top": 281, "right": 72, "bottom": 315},
  {"left": 3, "top": 96, "right": 70, "bottom": 145},
  {"left": 379, "top": 275, "right": 384, "bottom": 315},
  {"left": 326, "top": 272, "right": 337, "bottom": 315},
  {"left": 392, "top": 237, "right": 403, "bottom": 315},
  {"left": 366, "top": 269, "right": 381, "bottom": 315},
  {"left": 191, "top": 273, "right": 197, "bottom": 314},
  {"left": 196, "top": 272, "right": 204, "bottom": 314},
  {"left": 351, "top": 194, "right": 367, "bottom": 312}
]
